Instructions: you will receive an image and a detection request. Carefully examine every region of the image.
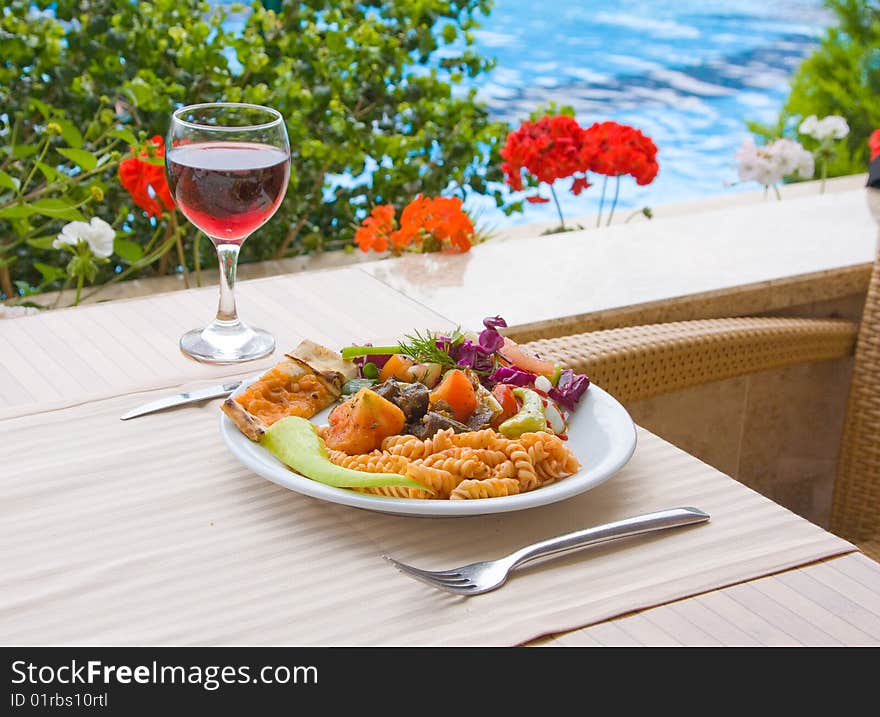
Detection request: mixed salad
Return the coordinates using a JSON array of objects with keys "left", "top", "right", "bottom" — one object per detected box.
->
[{"left": 338, "top": 315, "right": 591, "bottom": 442}]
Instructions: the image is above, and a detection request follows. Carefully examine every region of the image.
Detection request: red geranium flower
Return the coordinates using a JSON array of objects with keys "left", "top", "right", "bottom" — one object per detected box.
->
[
  {"left": 500, "top": 112, "right": 658, "bottom": 228},
  {"left": 401, "top": 195, "right": 475, "bottom": 253},
  {"left": 583, "top": 121, "right": 659, "bottom": 185},
  {"left": 870, "top": 129, "right": 880, "bottom": 161},
  {"left": 118, "top": 135, "right": 176, "bottom": 218},
  {"left": 354, "top": 204, "right": 395, "bottom": 252},
  {"left": 354, "top": 196, "right": 475, "bottom": 254},
  {"left": 501, "top": 114, "right": 592, "bottom": 199}
]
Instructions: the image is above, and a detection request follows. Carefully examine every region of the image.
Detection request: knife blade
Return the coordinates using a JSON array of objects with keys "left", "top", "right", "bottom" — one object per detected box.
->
[{"left": 120, "top": 380, "right": 242, "bottom": 420}]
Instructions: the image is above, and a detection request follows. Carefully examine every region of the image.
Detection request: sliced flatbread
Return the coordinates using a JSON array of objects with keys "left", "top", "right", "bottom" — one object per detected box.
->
[{"left": 222, "top": 339, "right": 356, "bottom": 441}]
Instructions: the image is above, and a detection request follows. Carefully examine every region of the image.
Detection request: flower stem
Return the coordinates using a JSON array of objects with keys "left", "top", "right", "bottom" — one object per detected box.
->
[
  {"left": 19, "top": 155, "right": 121, "bottom": 204},
  {"left": 170, "top": 213, "right": 189, "bottom": 289},
  {"left": 549, "top": 184, "right": 565, "bottom": 230},
  {"left": 773, "top": 184, "right": 782, "bottom": 201},
  {"left": 142, "top": 223, "right": 165, "bottom": 255},
  {"left": 597, "top": 175, "right": 608, "bottom": 228},
  {"left": 19, "top": 135, "right": 52, "bottom": 198},
  {"left": 606, "top": 175, "right": 621, "bottom": 226},
  {"left": 80, "top": 232, "right": 177, "bottom": 303},
  {"left": 820, "top": 159, "right": 827, "bottom": 194},
  {"left": 73, "top": 272, "right": 84, "bottom": 306}
]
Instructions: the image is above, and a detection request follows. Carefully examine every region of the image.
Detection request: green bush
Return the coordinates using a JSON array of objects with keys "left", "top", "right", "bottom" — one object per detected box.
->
[
  {"left": 750, "top": 0, "right": 880, "bottom": 176},
  {"left": 0, "top": 0, "right": 511, "bottom": 302}
]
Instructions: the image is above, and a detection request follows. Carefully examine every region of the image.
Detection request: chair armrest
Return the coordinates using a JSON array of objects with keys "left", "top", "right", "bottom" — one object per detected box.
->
[{"left": 523, "top": 317, "right": 858, "bottom": 403}]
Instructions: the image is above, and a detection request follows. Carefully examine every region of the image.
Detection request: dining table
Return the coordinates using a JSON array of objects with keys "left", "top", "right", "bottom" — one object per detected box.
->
[{"left": 1, "top": 264, "right": 879, "bottom": 647}]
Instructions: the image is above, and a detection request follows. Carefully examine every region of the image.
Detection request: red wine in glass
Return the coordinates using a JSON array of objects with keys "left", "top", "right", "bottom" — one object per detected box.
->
[
  {"left": 167, "top": 142, "right": 290, "bottom": 243},
  {"left": 166, "top": 103, "right": 290, "bottom": 364}
]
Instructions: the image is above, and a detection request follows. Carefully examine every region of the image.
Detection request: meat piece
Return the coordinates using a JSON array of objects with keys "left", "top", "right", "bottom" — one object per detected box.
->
[
  {"left": 372, "top": 378, "right": 401, "bottom": 404},
  {"left": 397, "top": 381, "right": 430, "bottom": 421},
  {"left": 467, "top": 403, "right": 495, "bottom": 431},
  {"left": 371, "top": 378, "right": 429, "bottom": 423},
  {"left": 406, "top": 410, "right": 471, "bottom": 439},
  {"left": 430, "top": 399, "right": 456, "bottom": 419}
]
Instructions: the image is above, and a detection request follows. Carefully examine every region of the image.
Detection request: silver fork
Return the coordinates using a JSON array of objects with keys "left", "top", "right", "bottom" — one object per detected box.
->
[{"left": 384, "top": 507, "right": 710, "bottom": 595}]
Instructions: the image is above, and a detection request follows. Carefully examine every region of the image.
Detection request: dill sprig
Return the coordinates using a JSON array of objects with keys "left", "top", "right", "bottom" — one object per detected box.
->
[
  {"left": 396, "top": 328, "right": 464, "bottom": 369},
  {"left": 340, "top": 327, "right": 465, "bottom": 367}
]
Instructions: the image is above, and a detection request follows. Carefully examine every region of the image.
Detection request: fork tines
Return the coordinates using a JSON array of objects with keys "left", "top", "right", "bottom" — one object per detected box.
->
[{"left": 383, "top": 556, "right": 480, "bottom": 595}]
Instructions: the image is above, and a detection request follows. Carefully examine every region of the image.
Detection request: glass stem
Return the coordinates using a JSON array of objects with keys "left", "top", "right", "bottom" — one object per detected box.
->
[{"left": 214, "top": 242, "right": 241, "bottom": 324}]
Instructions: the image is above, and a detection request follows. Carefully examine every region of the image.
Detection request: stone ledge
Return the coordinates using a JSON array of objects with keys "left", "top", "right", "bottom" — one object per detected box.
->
[{"left": 15, "top": 173, "right": 872, "bottom": 316}]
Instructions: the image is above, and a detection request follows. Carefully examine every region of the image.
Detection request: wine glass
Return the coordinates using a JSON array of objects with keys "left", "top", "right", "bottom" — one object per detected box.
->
[{"left": 166, "top": 103, "right": 290, "bottom": 363}]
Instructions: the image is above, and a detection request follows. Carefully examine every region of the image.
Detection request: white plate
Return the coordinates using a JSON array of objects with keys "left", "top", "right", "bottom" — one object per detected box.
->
[{"left": 220, "top": 379, "right": 637, "bottom": 517}]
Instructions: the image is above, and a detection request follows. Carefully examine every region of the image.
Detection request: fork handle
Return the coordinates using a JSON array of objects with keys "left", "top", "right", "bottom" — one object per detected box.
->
[{"left": 507, "top": 507, "right": 710, "bottom": 570}]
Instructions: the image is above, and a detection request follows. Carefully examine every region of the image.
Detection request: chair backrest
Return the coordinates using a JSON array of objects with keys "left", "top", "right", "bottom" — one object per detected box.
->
[{"left": 831, "top": 187, "right": 880, "bottom": 550}]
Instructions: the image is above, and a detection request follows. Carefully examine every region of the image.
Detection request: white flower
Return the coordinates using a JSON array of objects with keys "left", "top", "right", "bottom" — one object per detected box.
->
[
  {"left": 735, "top": 137, "right": 814, "bottom": 187},
  {"left": 818, "top": 115, "right": 849, "bottom": 140},
  {"left": 735, "top": 137, "right": 761, "bottom": 182},
  {"left": 799, "top": 114, "right": 849, "bottom": 141},
  {"left": 795, "top": 147, "right": 815, "bottom": 179},
  {"left": 798, "top": 115, "right": 818, "bottom": 137},
  {"left": 54, "top": 217, "right": 115, "bottom": 258},
  {"left": 772, "top": 138, "right": 807, "bottom": 176}
]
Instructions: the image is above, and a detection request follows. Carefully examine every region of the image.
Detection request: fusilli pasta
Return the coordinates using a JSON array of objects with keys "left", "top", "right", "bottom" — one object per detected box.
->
[
  {"left": 326, "top": 427, "right": 581, "bottom": 501},
  {"left": 450, "top": 477, "right": 521, "bottom": 500}
]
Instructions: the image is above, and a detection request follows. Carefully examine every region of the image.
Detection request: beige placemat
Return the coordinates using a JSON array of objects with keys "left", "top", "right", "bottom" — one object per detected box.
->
[
  {"left": 0, "top": 267, "right": 452, "bottom": 415},
  {"left": 534, "top": 553, "right": 880, "bottom": 646},
  {"left": 0, "top": 388, "right": 853, "bottom": 646}
]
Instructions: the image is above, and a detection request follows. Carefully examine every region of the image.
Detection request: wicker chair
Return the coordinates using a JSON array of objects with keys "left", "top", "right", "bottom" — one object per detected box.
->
[{"left": 524, "top": 188, "right": 880, "bottom": 560}]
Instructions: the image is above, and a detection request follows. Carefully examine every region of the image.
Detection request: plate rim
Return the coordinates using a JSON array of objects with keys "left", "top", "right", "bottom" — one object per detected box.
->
[{"left": 219, "top": 378, "right": 637, "bottom": 517}]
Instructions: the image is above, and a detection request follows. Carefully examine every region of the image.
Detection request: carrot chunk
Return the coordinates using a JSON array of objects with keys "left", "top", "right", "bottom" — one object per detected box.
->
[{"left": 429, "top": 369, "right": 478, "bottom": 423}]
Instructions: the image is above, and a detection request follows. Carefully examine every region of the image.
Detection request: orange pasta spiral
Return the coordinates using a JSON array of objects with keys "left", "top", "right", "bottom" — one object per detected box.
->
[
  {"left": 321, "top": 423, "right": 580, "bottom": 500},
  {"left": 419, "top": 448, "right": 492, "bottom": 480},
  {"left": 450, "top": 477, "right": 521, "bottom": 500}
]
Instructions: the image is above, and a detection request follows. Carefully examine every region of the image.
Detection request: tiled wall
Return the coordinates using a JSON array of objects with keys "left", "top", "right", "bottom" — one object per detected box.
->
[
  {"left": 629, "top": 358, "right": 853, "bottom": 528},
  {"left": 626, "top": 293, "right": 865, "bottom": 529}
]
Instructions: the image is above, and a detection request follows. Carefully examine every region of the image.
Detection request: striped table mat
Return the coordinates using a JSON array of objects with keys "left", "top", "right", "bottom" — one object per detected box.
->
[
  {"left": 0, "top": 388, "right": 853, "bottom": 646},
  {"left": 0, "top": 267, "right": 453, "bottom": 418},
  {"left": 534, "top": 553, "right": 880, "bottom": 646}
]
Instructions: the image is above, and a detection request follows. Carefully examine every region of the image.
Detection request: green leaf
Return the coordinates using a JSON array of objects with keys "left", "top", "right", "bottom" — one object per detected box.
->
[
  {"left": 35, "top": 162, "right": 61, "bottom": 183},
  {"left": 12, "top": 145, "right": 38, "bottom": 159},
  {"left": 29, "top": 98, "right": 52, "bottom": 120},
  {"left": 57, "top": 147, "right": 98, "bottom": 171},
  {"left": 26, "top": 236, "right": 59, "bottom": 250},
  {"left": 0, "top": 0, "right": 516, "bottom": 273},
  {"left": 113, "top": 237, "right": 144, "bottom": 263},
  {"left": 30, "top": 198, "right": 85, "bottom": 221},
  {"left": 14, "top": 281, "right": 34, "bottom": 296},
  {"left": 0, "top": 170, "right": 20, "bottom": 192},
  {"left": 33, "top": 262, "right": 67, "bottom": 283},
  {"left": 140, "top": 154, "right": 165, "bottom": 166},
  {"left": 55, "top": 119, "right": 84, "bottom": 149},
  {"left": 110, "top": 128, "right": 139, "bottom": 147},
  {"left": 0, "top": 204, "right": 35, "bottom": 219}
]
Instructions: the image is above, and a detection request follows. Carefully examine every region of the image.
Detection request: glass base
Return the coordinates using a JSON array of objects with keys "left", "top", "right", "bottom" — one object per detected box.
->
[{"left": 179, "top": 320, "right": 275, "bottom": 364}]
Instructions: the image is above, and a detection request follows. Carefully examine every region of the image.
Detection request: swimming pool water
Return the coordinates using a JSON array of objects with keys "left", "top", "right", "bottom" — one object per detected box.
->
[
  {"left": 224, "top": 1, "right": 830, "bottom": 229},
  {"left": 467, "top": 0, "right": 830, "bottom": 226}
]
